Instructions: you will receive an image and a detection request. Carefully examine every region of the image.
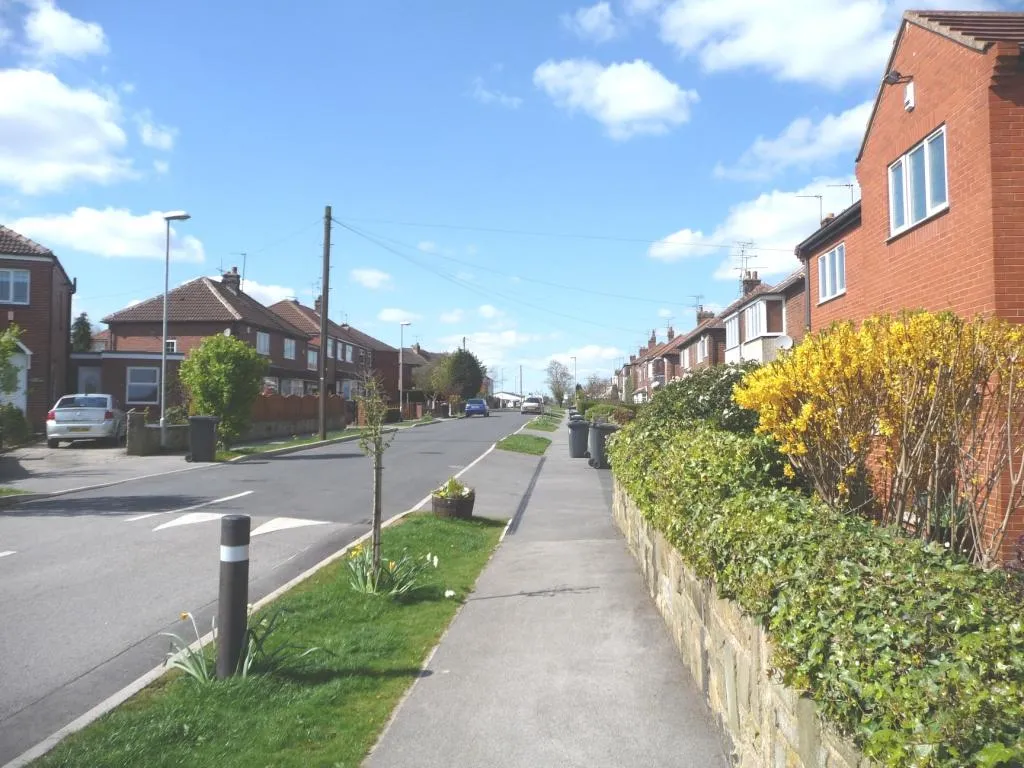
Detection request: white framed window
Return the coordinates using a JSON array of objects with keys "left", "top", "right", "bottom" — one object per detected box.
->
[
  {"left": 327, "top": 339, "right": 334, "bottom": 359},
  {"left": 346, "top": 344, "right": 354, "bottom": 363},
  {"left": 256, "top": 331, "right": 270, "bottom": 356},
  {"left": 262, "top": 376, "right": 280, "bottom": 394},
  {"left": 0, "top": 269, "right": 30, "bottom": 305},
  {"left": 126, "top": 367, "right": 159, "bottom": 404},
  {"left": 307, "top": 348, "right": 318, "bottom": 370},
  {"left": 282, "top": 378, "right": 304, "bottom": 396},
  {"left": 744, "top": 303, "right": 764, "bottom": 340},
  {"left": 284, "top": 338, "right": 296, "bottom": 359},
  {"left": 889, "top": 126, "right": 948, "bottom": 235},
  {"left": 334, "top": 340, "right": 342, "bottom": 360},
  {"left": 164, "top": 339, "right": 177, "bottom": 354},
  {"left": 725, "top": 317, "right": 739, "bottom": 349},
  {"left": 697, "top": 336, "right": 709, "bottom": 363},
  {"left": 818, "top": 243, "right": 847, "bottom": 303}
]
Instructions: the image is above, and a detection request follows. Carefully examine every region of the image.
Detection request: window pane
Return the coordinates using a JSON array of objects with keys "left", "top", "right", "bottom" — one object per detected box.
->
[
  {"left": 909, "top": 145, "right": 927, "bottom": 223},
  {"left": 12, "top": 272, "right": 28, "bottom": 303},
  {"left": 818, "top": 255, "right": 827, "bottom": 299},
  {"left": 928, "top": 132, "right": 947, "bottom": 207},
  {"left": 890, "top": 160, "right": 906, "bottom": 230},
  {"left": 837, "top": 245, "right": 846, "bottom": 292},
  {"left": 0, "top": 271, "right": 9, "bottom": 302},
  {"left": 130, "top": 368, "right": 158, "bottom": 383}
]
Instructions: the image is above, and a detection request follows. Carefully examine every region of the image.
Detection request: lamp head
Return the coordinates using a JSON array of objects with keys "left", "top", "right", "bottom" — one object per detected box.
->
[{"left": 164, "top": 211, "right": 191, "bottom": 222}]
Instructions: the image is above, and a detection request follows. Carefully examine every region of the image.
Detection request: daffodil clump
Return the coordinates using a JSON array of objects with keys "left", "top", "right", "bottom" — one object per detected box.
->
[
  {"left": 735, "top": 310, "right": 1024, "bottom": 567},
  {"left": 347, "top": 543, "right": 439, "bottom": 596}
]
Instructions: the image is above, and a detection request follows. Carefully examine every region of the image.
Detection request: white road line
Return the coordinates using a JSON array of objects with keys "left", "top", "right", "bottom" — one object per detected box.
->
[
  {"left": 251, "top": 517, "right": 328, "bottom": 536},
  {"left": 124, "top": 490, "right": 254, "bottom": 523},
  {"left": 0, "top": 551, "right": 15, "bottom": 559}
]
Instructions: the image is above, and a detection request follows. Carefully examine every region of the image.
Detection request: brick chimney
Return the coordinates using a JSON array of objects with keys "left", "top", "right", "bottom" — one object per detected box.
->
[
  {"left": 314, "top": 295, "right": 323, "bottom": 315},
  {"left": 742, "top": 270, "right": 761, "bottom": 295},
  {"left": 648, "top": 329, "right": 657, "bottom": 347},
  {"left": 696, "top": 305, "right": 716, "bottom": 323},
  {"left": 412, "top": 342, "right": 421, "bottom": 354},
  {"left": 629, "top": 354, "right": 636, "bottom": 364},
  {"left": 666, "top": 326, "right": 675, "bottom": 341},
  {"left": 221, "top": 266, "right": 241, "bottom": 295},
  {"left": 821, "top": 212, "right": 836, "bottom": 226}
]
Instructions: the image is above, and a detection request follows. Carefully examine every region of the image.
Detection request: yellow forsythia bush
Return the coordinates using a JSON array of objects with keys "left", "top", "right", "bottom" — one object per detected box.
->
[{"left": 735, "top": 310, "right": 1024, "bottom": 568}]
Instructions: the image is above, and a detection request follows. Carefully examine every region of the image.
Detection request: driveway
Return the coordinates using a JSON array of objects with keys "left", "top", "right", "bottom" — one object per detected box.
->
[{"left": 0, "top": 442, "right": 199, "bottom": 496}]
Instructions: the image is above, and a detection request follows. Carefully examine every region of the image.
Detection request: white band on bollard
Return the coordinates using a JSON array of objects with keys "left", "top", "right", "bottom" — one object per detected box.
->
[{"left": 220, "top": 544, "right": 249, "bottom": 563}]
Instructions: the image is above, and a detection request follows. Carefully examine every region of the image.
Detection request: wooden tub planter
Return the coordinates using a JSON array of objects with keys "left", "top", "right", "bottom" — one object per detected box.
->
[{"left": 432, "top": 490, "right": 475, "bottom": 519}]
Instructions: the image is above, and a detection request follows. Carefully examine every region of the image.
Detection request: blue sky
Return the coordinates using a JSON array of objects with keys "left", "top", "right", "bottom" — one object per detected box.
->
[{"left": 0, "top": 0, "right": 1005, "bottom": 393}]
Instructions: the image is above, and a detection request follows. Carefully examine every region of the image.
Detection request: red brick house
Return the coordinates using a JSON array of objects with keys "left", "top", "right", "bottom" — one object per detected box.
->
[
  {"left": 0, "top": 225, "right": 76, "bottom": 430},
  {"left": 793, "top": 10, "right": 1024, "bottom": 557},
  {"left": 85, "top": 268, "right": 312, "bottom": 410},
  {"left": 267, "top": 297, "right": 369, "bottom": 398},
  {"left": 722, "top": 269, "right": 806, "bottom": 364},
  {"left": 669, "top": 310, "right": 726, "bottom": 376}
]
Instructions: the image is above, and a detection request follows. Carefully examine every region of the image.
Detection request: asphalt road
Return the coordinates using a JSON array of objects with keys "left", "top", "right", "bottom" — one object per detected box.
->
[{"left": 0, "top": 412, "right": 530, "bottom": 764}]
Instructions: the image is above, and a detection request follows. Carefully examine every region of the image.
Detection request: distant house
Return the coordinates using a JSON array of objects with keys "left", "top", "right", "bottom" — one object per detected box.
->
[
  {"left": 721, "top": 269, "right": 806, "bottom": 364},
  {"left": 0, "top": 225, "right": 76, "bottom": 429},
  {"left": 84, "top": 268, "right": 311, "bottom": 410},
  {"left": 493, "top": 391, "right": 523, "bottom": 407},
  {"left": 90, "top": 329, "right": 110, "bottom": 352}
]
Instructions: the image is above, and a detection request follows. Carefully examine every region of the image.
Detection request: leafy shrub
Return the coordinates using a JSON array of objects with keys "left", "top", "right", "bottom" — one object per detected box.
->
[
  {"left": 640, "top": 362, "right": 760, "bottom": 433},
  {"left": 0, "top": 403, "right": 31, "bottom": 446},
  {"left": 584, "top": 403, "right": 635, "bottom": 425},
  {"left": 163, "top": 405, "right": 189, "bottom": 426},
  {"left": 735, "top": 311, "right": 1024, "bottom": 568},
  {"left": 608, "top": 418, "right": 1024, "bottom": 767}
]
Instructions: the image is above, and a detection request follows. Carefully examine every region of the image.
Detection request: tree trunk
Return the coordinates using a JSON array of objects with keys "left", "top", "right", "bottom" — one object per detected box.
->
[{"left": 372, "top": 450, "right": 383, "bottom": 577}]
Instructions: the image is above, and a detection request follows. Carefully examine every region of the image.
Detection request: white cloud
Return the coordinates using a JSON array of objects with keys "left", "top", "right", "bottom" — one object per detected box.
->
[
  {"left": 478, "top": 304, "right": 502, "bottom": 319},
  {"left": 472, "top": 77, "right": 523, "bottom": 109},
  {"left": 562, "top": 2, "right": 620, "bottom": 43},
  {"left": 648, "top": 176, "right": 859, "bottom": 277},
  {"left": 0, "top": 69, "right": 132, "bottom": 194},
  {"left": 153, "top": 159, "right": 169, "bottom": 174},
  {"left": 439, "top": 329, "right": 541, "bottom": 368},
  {"left": 533, "top": 58, "right": 698, "bottom": 140},
  {"left": 137, "top": 114, "right": 177, "bottom": 151},
  {"left": 10, "top": 207, "right": 205, "bottom": 263},
  {"left": 24, "top": 0, "right": 108, "bottom": 61},
  {"left": 378, "top": 308, "right": 420, "bottom": 323},
  {"left": 350, "top": 268, "right": 392, "bottom": 289},
  {"left": 658, "top": 308, "right": 673, "bottom": 318},
  {"left": 625, "top": 0, "right": 664, "bottom": 14},
  {"left": 417, "top": 240, "right": 438, "bottom": 253},
  {"left": 126, "top": 298, "right": 141, "bottom": 307},
  {"left": 238, "top": 279, "right": 295, "bottom": 307},
  {"left": 440, "top": 309, "right": 464, "bottom": 323},
  {"left": 527, "top": 344, "right": 625, "bottom": 376},
  {"left": 655, "top": 0, "right": 993, "bottom": 87},
  {"left": 716, "top": 101, "right": 873, "bottom": 180}
]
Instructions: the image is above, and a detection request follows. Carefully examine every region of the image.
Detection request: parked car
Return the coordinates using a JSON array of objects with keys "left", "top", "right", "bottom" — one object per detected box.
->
[
  {"left": 465, "top": 398, "right": 490, "bottom": 417},
  {"left": 520, "top": 396, "right": 544, "bottom": 415},
  {"left": 46, "top": 394, "right": 126, "bottom": 448}
]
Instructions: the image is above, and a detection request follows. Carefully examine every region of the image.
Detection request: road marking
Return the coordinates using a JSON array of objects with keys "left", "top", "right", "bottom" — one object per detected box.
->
[
  {"left": 125, "top": 490, "right": 254, "bottom": 523},
  {"left": 153, "top": 511, "right": 227, "bottom": 532},
  {"left": 251, "top": 517, "right": 329, "bottom": 536},
  {"left": 0, "top": 550, "right": 15, "bottom": 559}
]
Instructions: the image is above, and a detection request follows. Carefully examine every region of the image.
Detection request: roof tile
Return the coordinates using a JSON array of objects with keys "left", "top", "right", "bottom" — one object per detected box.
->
[{"left": 0, "top": 225, "right": 52, "bottom": 257}]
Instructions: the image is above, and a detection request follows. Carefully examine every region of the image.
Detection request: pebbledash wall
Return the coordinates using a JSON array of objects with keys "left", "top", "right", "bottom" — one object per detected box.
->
[{"left": 612, "top": 481, "right": 871, "bottom": 768}]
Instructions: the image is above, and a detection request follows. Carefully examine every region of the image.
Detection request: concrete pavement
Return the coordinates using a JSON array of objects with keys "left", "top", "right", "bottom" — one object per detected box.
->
[
  {"left": 367, "top": 422, "right": 729, "bottom": 768},
  {"left": 0, "top": 412, "right": 530, "bottom": 764}
]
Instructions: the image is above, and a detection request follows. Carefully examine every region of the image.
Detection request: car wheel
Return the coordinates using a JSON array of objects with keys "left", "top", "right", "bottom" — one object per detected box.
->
[{"left": 47, "top": 439, "right": 60, "bottom": 449}]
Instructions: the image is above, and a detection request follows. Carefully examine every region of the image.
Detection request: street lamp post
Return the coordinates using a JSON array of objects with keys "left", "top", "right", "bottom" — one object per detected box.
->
[
  {"left": 398, "top": 321, "right": 411, "bottom": 417},
  {"left": 161, "top": 211, "right": 191, "bottom": 448},
  {"left": 571, "top": 356, "right": 577, "bottom": 394}
]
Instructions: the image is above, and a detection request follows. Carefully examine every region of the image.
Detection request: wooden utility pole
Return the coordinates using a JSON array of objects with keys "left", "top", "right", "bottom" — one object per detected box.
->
[{"left": 318, "top": 205, "right": 331, "bottom": 441}]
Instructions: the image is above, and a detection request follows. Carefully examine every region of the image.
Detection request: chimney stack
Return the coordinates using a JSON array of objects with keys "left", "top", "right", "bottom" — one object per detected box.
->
[
  {"left": 629, "top": 354, "right": 636, "bottom": 364},
  {"left": 742, "top": 270, "right": 761, "bottom": 296},
  {"left": 221, "top": 266, "right": 241, "bottom": 295},
  {"left": 648, "top": 329, "right": 657, "bottom": 347},
  {"left": 412, "top": 342, "right": 421, "bottom": 353},
  {"left": 666, "top": 326, "right": 675, "bottom": 341},
  {"left": 821, "top": 212, "right": 836, "bottom": 226},
  {"left": 314, "top": 295, "right": 323, "bottom": 315},
  {"left": 696, "top": 305, "right": 716, "bottom": 323}
]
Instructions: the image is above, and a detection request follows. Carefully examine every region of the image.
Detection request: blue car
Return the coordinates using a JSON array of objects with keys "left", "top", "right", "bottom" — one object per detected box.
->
[{"left": 465, "top": 398, "right": 490, "bottom": 417}]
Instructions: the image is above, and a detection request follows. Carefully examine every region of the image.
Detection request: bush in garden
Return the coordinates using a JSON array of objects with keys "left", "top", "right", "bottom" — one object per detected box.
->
[
  {"left": 0, "top": 403, "right": 30, "bottom": 446},
  {"left": 608, "top": 416, "right": 1024, "bottom": 767},
  {"left": 639, "top": 362, "right": 760, "bottom": 434},
  {"left": 735, "top": 310, "right": 1024, "bottom": 568}
]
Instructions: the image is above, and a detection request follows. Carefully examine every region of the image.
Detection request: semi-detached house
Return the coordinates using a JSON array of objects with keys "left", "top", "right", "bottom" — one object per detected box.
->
[{"left": 793, "top": 10, "right": 1024, "bottom": 556}]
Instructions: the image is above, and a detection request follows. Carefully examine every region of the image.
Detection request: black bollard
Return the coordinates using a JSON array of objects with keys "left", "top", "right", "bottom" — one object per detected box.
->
[{"left": 216, "top": 514, "right": 250, "bottom": 679}]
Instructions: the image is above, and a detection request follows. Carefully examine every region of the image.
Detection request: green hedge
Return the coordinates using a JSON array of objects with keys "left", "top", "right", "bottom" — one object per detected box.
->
[
  {"left": 584, "top": 403, "right": 635, "bottom": 425},
  {"left": 608, "top": 420, "right": 1024, "bottom": 768},
  {"left": 638, "top": 362, "right": 760, "bottom": 433},
  {"left": 0, "top": 404, "right": 30, "bottom": 446}
]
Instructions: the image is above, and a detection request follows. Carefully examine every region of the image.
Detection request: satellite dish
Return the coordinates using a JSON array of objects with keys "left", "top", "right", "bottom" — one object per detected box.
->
[
  {"left": 777, "top": 335, "right": 793, "bottom": 350},
  {"left": 223, "top": 328, "right": 232, "bottom": 336}
]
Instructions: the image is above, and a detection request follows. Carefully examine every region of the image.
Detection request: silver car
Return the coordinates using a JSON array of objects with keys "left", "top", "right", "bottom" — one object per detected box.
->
[
  {"left": 520, "top": 396, "right": 544, "bottom": 415},
  {"left": 46, "top": 394, "right": 126, "bottom": 448}
]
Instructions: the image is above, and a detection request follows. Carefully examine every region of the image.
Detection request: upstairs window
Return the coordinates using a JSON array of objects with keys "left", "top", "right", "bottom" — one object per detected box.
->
[
  {"left": 744, "top": 303, "right": 763, "bottom": 340},
  {"left": 284, "top": 338, "right": 296, "bottom": 359},
  {"left": 307, "top": 348, "right": 318, "bottom": 370},
  {"left": 725, "top": 316, "right": 739, "bottom": 349},
  {"left": 0, "top": 269, "right": 29, "bottom": 305},
  {"left": 256, "top": 331, "right": 270, "bottom": 356},
  {"left": 165, "top": 339, "right": 177, "bottom": 354},
  {"left": 889, "top": 126, "right": 947, "bottom": 236},
  {"left": 818, "top": 243, "right": 846, "bottom": 302}
]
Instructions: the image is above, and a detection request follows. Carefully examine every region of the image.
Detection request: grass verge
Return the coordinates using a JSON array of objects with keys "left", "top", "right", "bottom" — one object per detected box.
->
[
  {"left": 526, "top": 416, "right": 559, "bottom": 432},
  {"left": 0, "top": 486, "right": 27, "bottom": 497},
  {"left": 496, "top": 434, "right": 551, "bottom": 456},
  {"left": 216, "top": 427, "right": 364, "bottom": 461},
  {"left": 33, "top": 514, "right": 504, "bottom": 768}
]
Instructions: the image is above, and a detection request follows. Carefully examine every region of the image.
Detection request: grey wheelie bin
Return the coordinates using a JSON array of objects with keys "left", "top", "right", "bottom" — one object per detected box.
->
[
  {"left": 568, "top": 419, "right": 590, "bottom": 458},
  {"left": 587, "top": 422, "right": 620, "bottom": 469},
  {"left": 187, "top": 416, "right": 219, "bottom": 462}
]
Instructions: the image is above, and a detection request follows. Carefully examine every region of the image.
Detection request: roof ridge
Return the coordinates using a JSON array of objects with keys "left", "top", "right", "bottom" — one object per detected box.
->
[{"left": 202, "top": 278, "right": 242, "bottom": 320}]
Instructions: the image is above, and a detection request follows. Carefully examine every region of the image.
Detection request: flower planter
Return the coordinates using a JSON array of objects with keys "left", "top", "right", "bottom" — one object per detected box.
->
[{"left": 432, "top": 490, "right": 475, "bottom": 519}]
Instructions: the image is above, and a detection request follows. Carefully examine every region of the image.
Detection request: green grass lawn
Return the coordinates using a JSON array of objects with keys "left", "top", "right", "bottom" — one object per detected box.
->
[
  {"left": 33, "top": 514, "right": 504, "bottom": 768},
  {"left": 526, "top": 416, "right": 559, "bottom": 432},
  {"left": 496, "top": 434, "right": 551, "bottom": 456},
  {"left": 0, "top": 487, "right": 26, "bottom": 497},
  {"left": 217, "top": 427, "right": 364, "bottom": 461}
]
